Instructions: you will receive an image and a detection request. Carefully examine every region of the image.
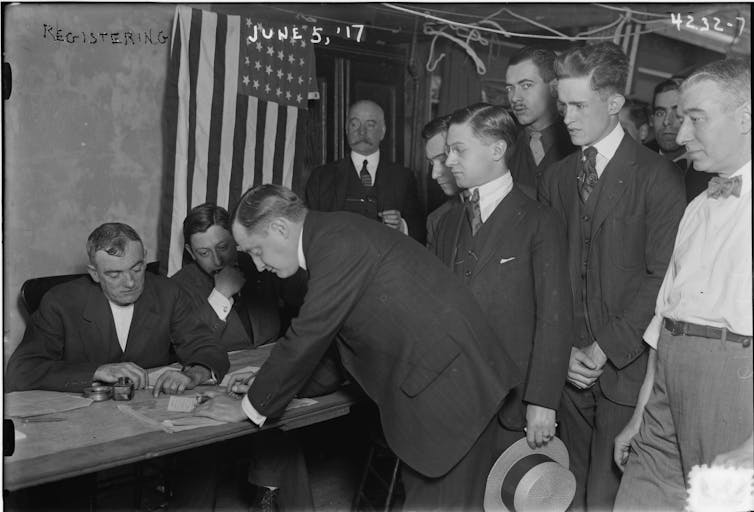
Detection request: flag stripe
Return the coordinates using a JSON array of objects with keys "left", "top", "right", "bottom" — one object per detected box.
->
[
  {"left": 191, "top": 11, "right": 217, "bottom": 206},
  {"left": 272, "top": 103, "right": 287, "bottom": 186},
  {"left": 262, "top": 102, "right": 278, "bottom": 184},
  {"left": 205, "top": 12, "right": 227, "bottom": 205},
  {"left": 282, "top": 106, "right": 298, "bottom": 189},
  {"left": 216, "top": 15, "right": 240, "bottom": 209},
  {"left": 228, "top": 90, "right": 248, "bottom": 212},
  {"left": 185, "top": 8, "right": 203, "bottom": 214},
  {"left": 245, "top": 97, "right": 260, "bottom": 191},
  {"left": 253, "top": 100, "right": 266, "bottom": 187}
]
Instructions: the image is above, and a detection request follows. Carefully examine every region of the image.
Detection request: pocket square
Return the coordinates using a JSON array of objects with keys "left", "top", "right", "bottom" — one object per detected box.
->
[{"left": 499, "top": 257, "right": 516, "bottom": 264}]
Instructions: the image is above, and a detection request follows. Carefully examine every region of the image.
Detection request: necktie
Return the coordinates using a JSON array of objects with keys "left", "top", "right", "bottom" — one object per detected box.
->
[
  {"left": 464, "top": 188, "right": 482, "bottom": 236},
  {"left": 360, "top": 159, "right": 372, "bottom": 188},
  {"left": 578, "top": 146, "right": 599, "bottom": 203},
  {"left": 707, "top": 175, "right": 742, "bottom": 199},
  {"left": 529, "top": 131, "right": 545, "bottom": 166}
]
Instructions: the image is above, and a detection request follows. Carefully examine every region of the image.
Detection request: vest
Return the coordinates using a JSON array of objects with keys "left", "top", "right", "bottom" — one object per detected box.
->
[{"left": 343, "top": 164, "right": 380, "bottom": 221}]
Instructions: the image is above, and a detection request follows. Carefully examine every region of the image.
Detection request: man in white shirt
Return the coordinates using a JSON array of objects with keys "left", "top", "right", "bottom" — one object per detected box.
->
[
  {"left": 614, "top": 57, "right": 752, "bottom": 511},
  {"left": 304, "top": 99, "right": 425, "bottom": 241}
]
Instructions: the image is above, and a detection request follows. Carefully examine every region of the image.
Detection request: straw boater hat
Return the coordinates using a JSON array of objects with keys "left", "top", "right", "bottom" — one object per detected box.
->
[{"left": 484, "top": 436, "right": 575, "bottom": 512}]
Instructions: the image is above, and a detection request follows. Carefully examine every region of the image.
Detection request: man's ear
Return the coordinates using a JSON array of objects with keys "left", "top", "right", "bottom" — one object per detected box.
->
[
  {"left": 490, "top": 139, "right": 507, "bottom": 162},
  {"left": 738, "top": 102, "right": 751, "bottom": 135},
  {"left": 607, "top": 93, "right": 625, "bottom": 116},
  {"left": 638, "top": 123, "right": 650, "bottom": 142},
  {"left": 185, "top": 244, "right": 196, "bottom": 261},
  {"left": 87, "top": 264, "right": 100, "bottom": 283},
  {"left": 269, "top": 218, "right": 290, "bottom": 239}
]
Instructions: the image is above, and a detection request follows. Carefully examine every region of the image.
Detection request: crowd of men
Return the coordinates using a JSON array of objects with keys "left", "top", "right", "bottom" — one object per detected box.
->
[{"left": 5, "top": 41, "right": 751, "bottom": 512}]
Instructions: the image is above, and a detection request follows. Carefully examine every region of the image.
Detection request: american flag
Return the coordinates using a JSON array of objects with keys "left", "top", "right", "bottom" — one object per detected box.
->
[{"left": 160, "top": 6, "right": 317, "bottom": 276}]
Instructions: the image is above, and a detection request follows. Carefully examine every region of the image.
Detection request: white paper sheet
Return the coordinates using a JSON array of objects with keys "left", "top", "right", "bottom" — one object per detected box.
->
[{"left": 4, "top": 391, "right": 93, "bottom": 418}]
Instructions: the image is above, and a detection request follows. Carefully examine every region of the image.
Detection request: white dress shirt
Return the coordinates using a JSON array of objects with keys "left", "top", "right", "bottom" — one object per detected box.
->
[
  {"left": 643, "top": 161, "right": 752, "bottom": 348},
  {"left": 467, "top": 172, "right": 514, "bottom": 223},
  {"left": 587, "top": 122, "right": 625, "bottom": 178},
  {"left": 350, "top": 150, "right": 379, "bottom": 184},
  {"left": 241, "top": 228, "right": 308, "bottom": 426},
  {"left": 208, "top": 288, "right": 233, "bottom": 321},
  {"left": 108, "top": 302, "right": 134, "bottom": 352}
]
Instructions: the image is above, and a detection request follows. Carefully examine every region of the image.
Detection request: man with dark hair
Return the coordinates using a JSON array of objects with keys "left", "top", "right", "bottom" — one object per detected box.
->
[
  {"left": 614, "top": 57, "right": 752, "bottom": 511},
  {"left": 195, "top": 184, "right": 520, "bottom": 510},
  {"left": 648, "top": 77, "right": 713, "bottom": 202},
  {"left": 505, "top": 46, "right": 577, "bottom": 200},
  {"left": 619, "top": 98, "right": 651, "bottom": 143},
  {"left": 305, "top": 99, "right": 425, "bottom": 242},
  {"left": 6, "top": 222, "right": 229, "bottom": 394},
  {"left": 432, "top": 103, "right": 572, "bottom": 454},
  {"left": 421, "top": 114, "right": 460, "bottom": 250},
  {"left": 541, "top": 42, "right": 686, "bottom": 510}
]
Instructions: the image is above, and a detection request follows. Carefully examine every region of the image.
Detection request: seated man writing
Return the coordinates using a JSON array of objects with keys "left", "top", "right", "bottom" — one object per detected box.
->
[{"left": 5, "top": 222, "right": 229, "bottom": 395}]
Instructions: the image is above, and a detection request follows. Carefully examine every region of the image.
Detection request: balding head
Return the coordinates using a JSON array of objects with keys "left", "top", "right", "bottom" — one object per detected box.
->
[{"left": 346, "top": 100, "right": 386, "bottom": 156}]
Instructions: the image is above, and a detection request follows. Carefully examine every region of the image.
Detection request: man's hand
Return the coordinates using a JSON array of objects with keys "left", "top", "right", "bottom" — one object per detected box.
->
[
  {"left": 152, "top": 365, "right": 209, "bottom": 397},
  {"left": 583, "top": 341, "right": 608, "bottom": 369},
  {"left": 225, "top": 370, "right": 258, "bottom": 395},
  {"left": 525, "top": 405, "right": 557, "bottom": 448},
  {"left": 614, "top": 416, "right": 642, "bottom": 471},
  {"left": 713, "top": 435, "right": 754, "bottom": 469},
  {"left": 214, "top": 265, "right": 245, "bottom": 299},
  {"left": 193, "top": 394, "right": 248, "bottom": 422},
  {"left": 93, "top": 363, "right": 147, "bottom": 389},
  {"left": 567, "top": 347, "right": 603, "bottom": 389},
  {"left": 378, "top": 210, "right": 403, "bottom": 230}
]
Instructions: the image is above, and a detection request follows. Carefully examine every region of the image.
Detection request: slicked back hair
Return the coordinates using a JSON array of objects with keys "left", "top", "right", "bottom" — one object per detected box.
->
[
  {"left": 651, "top": 78, "right": 683, "bottom": 109},
  {"left": 233, "top": 184, "right": 307, "bottom": 234},
  {"left": 682, "top": 57, "right": 751, "bottom": 111},
  {"left": 86, "top": 222, "right": 142, "bottom": 264},
  {"left": 555, "top": 42, "right": 628, "bottom": 97},
  {"left": 421, "top": 114, "right": 452, "bottom": 141},
  {"left": 183, "top": 203, "right": 231, "bottom": 243},
  {"left": 508, "top": 46, "right": 558, "bottom": 84},
  {"left": 448, "top": 103, "right": 518, "bottom": 151},
  {"left": 622, "top": 99, "right": 650, "bottom": 129}
]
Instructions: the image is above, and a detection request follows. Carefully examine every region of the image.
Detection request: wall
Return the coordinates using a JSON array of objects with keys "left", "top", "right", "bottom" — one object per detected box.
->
[{"left": 2, "top": 3, "right": 176, "bottom": 361}]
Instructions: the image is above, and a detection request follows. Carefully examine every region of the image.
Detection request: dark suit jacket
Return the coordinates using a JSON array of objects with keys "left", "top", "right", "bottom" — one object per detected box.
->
[
  {"left": 508, "top": 121, "right": 576, "bottom": 201},
  {"left": 304, "top": 157, "right": 426, "bottom": 242},
  {"left": 542, "top": 134, "right": 686, "bottom": 406},
  {"left": 425, "top": 197, "right": 458, "bottom": 252},
  {"left": 432, "top": 186, "right": 573, "bottom": 427},
  {"left": 5, "top": 274, "right": 230, "bottom": 392},
  {"left": 171, "top": 253, "right": 301, "bottom": 351},
  {"left": 247, "top": 211, "right": 519, "bottom": 477}
]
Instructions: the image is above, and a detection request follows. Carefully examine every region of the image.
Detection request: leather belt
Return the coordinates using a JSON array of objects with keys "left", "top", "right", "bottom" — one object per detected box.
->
[{"left": 664, "top": 318, "right": 752, "bottom": 347}]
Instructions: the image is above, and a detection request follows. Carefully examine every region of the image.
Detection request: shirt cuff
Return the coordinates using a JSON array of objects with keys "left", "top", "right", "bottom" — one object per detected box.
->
[
  {"left": 399, "top": 218, "right": 408, "bottom": 236},
  {"left": 208, "top": 288, "right": 234, "bottom": 321},
  {"left": 242, "top": 395, "right": 266, "bottom": 427},
  {"left": 643, "top": 314, "right": 663, "bottom": 350}
]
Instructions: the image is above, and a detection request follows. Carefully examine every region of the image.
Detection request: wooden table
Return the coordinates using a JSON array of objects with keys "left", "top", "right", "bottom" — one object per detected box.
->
[{"left": 3, "top": 345, "right": 361, "bottom": 491}]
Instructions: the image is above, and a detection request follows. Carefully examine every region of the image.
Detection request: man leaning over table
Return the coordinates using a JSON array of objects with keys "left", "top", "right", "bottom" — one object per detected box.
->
[
  {"left": 5, "top": 222, "right": 229, "bottom": 396},
  {"left": 613, "top": 57, "right": 752, "bottom": 511}
]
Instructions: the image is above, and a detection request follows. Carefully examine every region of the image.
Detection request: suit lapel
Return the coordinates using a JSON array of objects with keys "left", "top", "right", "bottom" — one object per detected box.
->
[
  {"left": 81, "top": 282, "right": 121, "bottom": 362},
  {"left": 446, "top": 204, "right": 466, "bottom": 271},
  {"left": 472, "top": 189, "right": 527, "bottom": 276},
  {"left": 123, "top": 277, "right": 161, "bottom": 361},
  {"left": 590, "top": 137, "right": 633, "bottom": 239}
]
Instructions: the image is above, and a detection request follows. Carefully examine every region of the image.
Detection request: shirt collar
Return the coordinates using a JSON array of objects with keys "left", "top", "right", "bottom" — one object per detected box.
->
[
  {"left": 730, "top": 160, "right": 752, "bottom": 196},
  {"left": 587, "top": 122, "right": 624, "bottom": 163},
  {"left": 297, "top": 225, "right": 306, "bottom": 271},
  {"left": 468, "top": 172, "right": 514, "bottom": 223},
  {"left": 351, "top": 150, "right": 380, "bottom": 173}
]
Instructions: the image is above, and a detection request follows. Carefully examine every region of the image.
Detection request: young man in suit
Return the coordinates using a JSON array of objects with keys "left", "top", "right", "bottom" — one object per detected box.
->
[
  {"left": 421, "top": 114, "right": 460, "bottom": 251},
  {"left": 432, "top": 103, "right": 572, "bottom": 453},
  {"left": 648, "top": 78, "right": 712, "bottom": 202},
  {"left": 195, "top": 184, "right": 521, "bottom": 510},
  {"left": 304, "top": 99, "right": 425, "bottom": 242},
  {"left": 505, "top": 46, "right": 577, "bottom": 201},
  {"left": 172, "top": 203, "right": 342, "bottom": 511},
  {"left": 6, "top": 222, "right": 228, "bottom": 394},
  {"left": 614, "top": 57, "right": 752, "bottom": 511},
  {"left": 541, "top": 42, "right": 686, "bottom": 510}
]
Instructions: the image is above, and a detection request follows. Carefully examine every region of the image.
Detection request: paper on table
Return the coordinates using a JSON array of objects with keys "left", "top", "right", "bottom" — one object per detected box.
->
[
  {"left": 219, "top": 366, "right": 259, "bottom": 388},
  {"left": 147, "top": 365, "right": 182, "bottom": 388},
  {"left": 4, "top": 391, "right": 93, "bottom": 418},
  {"left": 167, "top": 395, "right": 200, "bottom": 413}
]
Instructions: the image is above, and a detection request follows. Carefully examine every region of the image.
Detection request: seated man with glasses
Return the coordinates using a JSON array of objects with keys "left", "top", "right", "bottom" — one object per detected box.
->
[{"left": 304, "top": 99, "right": 425, "bottom": 242}]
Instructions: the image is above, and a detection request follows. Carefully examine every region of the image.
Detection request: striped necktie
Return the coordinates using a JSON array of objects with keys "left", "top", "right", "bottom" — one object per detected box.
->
[
  {"left": 578, "top": 146, "right": 599, "bottom": 202},
  {"left": 360, "top": 159, "right": 372, "bottom": 188},
  {"left": 529, "top": 130, "right": 545, "bottom": 166}
]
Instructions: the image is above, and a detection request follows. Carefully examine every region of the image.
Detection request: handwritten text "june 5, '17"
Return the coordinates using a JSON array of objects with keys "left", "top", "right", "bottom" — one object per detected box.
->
[{"left": 43, "top": 24, "right": 169, "bottom": 46}]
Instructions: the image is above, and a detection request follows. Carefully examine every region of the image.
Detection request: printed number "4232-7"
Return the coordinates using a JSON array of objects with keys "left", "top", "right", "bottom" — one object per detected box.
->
[{"left": 671, "top": 14, "right": 746, "bottom": 38}]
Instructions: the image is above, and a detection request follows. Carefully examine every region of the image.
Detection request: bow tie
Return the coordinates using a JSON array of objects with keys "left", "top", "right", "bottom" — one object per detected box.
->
[{"left": 707, "top": 175, "right": 742, "bottom": 199}]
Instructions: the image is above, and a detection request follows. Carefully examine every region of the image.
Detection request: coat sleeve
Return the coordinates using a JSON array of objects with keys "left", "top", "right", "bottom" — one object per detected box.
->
[
  {"left": 168, "top": 286, "right": 230, "bottom": 380},
  {"left": 5, "top": 294, "right": 98, "bottom": 392},
  {"left": 401, "top": 169, "right": 427, "bottom": 243},
  {"left": 171, "top": 270, "right": 228, "bottom": 339},
  {"left": 595, "top": 161, "right": 686, "bottom": 369},
  {"left": 247, "top": 231, "right": 373, "bottom": 418},
  {"left": 523, "top": 208, "right": 573, "bottom": 410}
]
